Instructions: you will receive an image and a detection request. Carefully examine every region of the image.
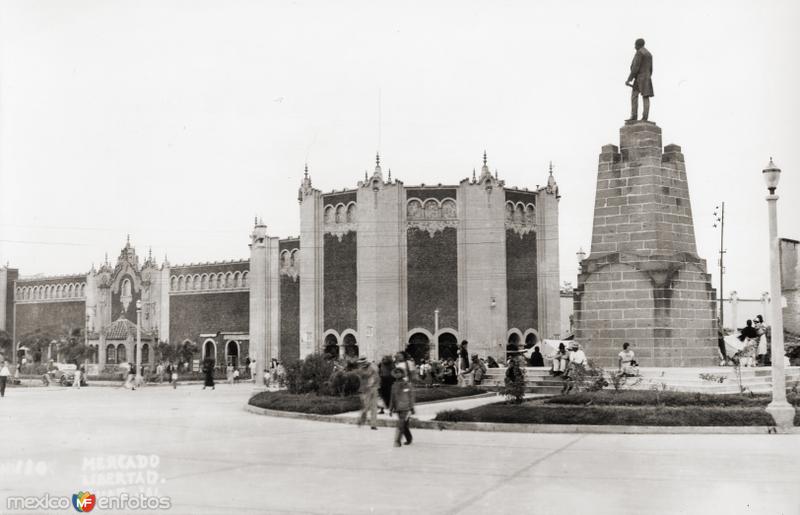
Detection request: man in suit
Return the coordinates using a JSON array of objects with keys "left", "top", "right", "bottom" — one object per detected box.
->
[{"left": 625, "top": 38, "right": 654, "bottom": 121}]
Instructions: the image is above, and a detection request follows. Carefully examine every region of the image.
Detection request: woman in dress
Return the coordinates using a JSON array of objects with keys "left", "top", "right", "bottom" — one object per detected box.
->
[
  {"left": 202, "top": 358, "right": 215, "bottom": 390},
  {"left": 754, "top": 315, "right": 768, "bottom": 366},
  {"left": 618, "top": 342, "right": 636, "bottom": 376}
]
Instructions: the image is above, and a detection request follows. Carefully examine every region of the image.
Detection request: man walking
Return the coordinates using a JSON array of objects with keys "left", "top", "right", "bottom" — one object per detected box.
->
[
  {"left": 625, "top": 38, "right": 654, "bottom": 121},
  {"left": 389, "top": 367, "right": 415, "bottom": 447},
  {"left": 357, "top": 357, "right": 379, "bottom": 430}
]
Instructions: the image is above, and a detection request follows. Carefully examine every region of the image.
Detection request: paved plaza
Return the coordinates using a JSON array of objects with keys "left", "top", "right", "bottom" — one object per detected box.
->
[{"left": 1, "top": 385, "right": 799, "bottom": 515}]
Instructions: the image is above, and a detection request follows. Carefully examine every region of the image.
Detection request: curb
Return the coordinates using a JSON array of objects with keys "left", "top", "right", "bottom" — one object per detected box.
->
[{"left": 243, "top": 403, "right": 800, "bottom": 435}]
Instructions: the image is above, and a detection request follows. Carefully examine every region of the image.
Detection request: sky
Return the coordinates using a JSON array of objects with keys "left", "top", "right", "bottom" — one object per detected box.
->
[{"left": 1, "top": 0, "right": 799, "bottom": 300}]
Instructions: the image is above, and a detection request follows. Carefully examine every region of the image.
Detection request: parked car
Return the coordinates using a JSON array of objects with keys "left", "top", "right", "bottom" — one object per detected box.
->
[{"left": 43, "top": 363, "right": 87, "bottom": 386}]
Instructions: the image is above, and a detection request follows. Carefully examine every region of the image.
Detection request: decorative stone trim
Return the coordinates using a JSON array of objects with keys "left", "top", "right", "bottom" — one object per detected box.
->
[
  {"left": 505, "top": 201, "right": 536, "bottom": 236},
  {"left": 280, "top": 249, "right": 300, "bottom": 280},
  {"left": 407, "top": 197, "right": 458, "bottom": 237}
]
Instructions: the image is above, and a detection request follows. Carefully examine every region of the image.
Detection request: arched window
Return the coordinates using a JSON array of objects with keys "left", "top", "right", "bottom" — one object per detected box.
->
[
  {"left": 106, "top": 345, "right": 116, "bottom": 364},
  {"left": 226, "top": 341, "right": 239, "bottom": 367},
  {"left": 225, "top": 273, "right": 233, "bottom": 288},
  {"left": 178, "top": 276, "right": 185, "bottom": 290},
  {"left": 406, "top": 332, "right": 430, "bottom": 362},
  {"left": 171, "top": 276, "right": 178, "bottom": 290},
  {"left": 141, "top": 343, "right": 150, "bottom": 364},
  {"left": 323, "top": 334, "right": 339, "bottom": 359},
  {"left": 201, "top": 275, "right": 208, "bottom": 290},
  {"left": 343, "top": 334, "right": 358, "bottom": 358},
  {"left": 116, "top": 344, "right": 127, "bottom": 363},
  {"left": 241, "top": 272, "right": 248, "bottom": 288},
  {"left": 193, "top": 275, "right": 200, "bottom": 290},
  {"left": 233, "top": 272, "right": 241, "bottom": 287}
]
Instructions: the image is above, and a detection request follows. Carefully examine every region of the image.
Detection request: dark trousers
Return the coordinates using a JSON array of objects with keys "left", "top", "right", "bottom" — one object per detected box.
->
[
  {"left": 0, "top": 376, "right": 7, "bottom": 397},
  {"left": 630, "top": 88, "right": 650, "bottom": 120},
  {"left": 394, "top": 410, "right": 412, "bottom": 445}
]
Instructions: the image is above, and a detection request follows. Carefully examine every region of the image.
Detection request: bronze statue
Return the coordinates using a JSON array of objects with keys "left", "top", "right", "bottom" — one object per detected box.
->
[{"left": 625, "top": 38, "right": 653, "bottom": 121}]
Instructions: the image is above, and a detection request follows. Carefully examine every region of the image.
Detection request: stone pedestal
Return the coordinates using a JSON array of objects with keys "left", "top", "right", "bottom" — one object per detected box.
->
[{"left": 574, "top": 121, "right": 718, "bottom": 367}]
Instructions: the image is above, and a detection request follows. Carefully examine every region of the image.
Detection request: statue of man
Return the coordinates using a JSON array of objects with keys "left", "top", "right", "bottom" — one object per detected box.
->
[{"left": 625, "top": 38, "right": 653, "bottom": 121}]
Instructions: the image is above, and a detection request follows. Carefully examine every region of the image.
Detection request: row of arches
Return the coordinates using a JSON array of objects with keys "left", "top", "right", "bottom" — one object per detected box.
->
[
  {"left": 16, "top": 282, "right": 87, "bottom": 301},
  {"left": 201, "top": 339, "right": 242, "bottom": 366},
  {"left": 505, "top": 201, "right": 536, "bottom": 224},
  {"left": 105, "top": 343, "right": 150, "bottom": 364},
  {"left": 324, "top": 202, "right": 357, "bottom": 225},
  {"left": 406, "top": 197, "right": 457, "bottom": 220},
  {"left": 170, "top": 271, "right": 248, "bottom": 292},
  {"left": 280, "top": 249, "right": 299, "bottom": 269},
  {"left": 323, "top": 331, "right": 359, "bottom": 358}
]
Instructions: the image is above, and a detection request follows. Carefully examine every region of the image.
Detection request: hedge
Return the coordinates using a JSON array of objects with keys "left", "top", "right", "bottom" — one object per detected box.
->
[
  {"left": 249, "top": 386, "right": 485, "bottom": 415},
  {"left": 434, "top": 404, "right": 785, "bottom": 426},
  {"left": 544, "top": 391, "right": 800, "bottom": 408}
]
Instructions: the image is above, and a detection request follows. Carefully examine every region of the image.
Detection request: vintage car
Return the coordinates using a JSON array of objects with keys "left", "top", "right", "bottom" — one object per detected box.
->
[{"left": 43, "top": 363, "right": 88, "bottom": 386}]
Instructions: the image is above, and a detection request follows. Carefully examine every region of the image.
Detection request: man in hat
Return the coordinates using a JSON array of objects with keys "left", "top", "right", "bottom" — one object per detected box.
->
[
  {"left": 625, "top": 38, "right": 654, "bottom": 121},
  {"left": 357, "top": 357, "right": 379, "bottom": 430},
  {"left": 389, "top": 367, "right": 415, "bottom": 447}
]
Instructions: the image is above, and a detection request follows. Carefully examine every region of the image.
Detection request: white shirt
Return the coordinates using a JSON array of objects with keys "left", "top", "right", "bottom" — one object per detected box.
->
[
  {"left": 0, "top": 365, "right": 10, "bottom": 377},
  {"left": 569, "top": 349, "right": 587, "bottom": 365}
]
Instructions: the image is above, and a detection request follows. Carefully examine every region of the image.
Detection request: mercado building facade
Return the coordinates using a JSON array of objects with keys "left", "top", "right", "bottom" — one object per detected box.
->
[{"left": 0, "top": 153, "right": 562, "bottom": 369}]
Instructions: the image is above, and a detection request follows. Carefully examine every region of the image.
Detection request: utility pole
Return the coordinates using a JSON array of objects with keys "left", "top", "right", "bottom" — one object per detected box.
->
[{"left": 713, "top": 203, "right": 726, "bottom": 333}]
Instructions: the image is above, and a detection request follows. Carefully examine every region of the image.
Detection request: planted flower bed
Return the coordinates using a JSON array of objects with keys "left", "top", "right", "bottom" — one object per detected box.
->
[
  {"left": 434, "top": 391, "right": 800, "bottom": 426},
  {"left": 249, "top": 386, "right": 484, "bottom": 415}
]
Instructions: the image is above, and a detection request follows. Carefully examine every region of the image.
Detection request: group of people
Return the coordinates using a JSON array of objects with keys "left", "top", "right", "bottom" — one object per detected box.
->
[
  {"left": 357, "top": 352, "right": 416, "bottom": 447},
  {"left": 734, "top": 315, "right": 770, "bottom": 367}
]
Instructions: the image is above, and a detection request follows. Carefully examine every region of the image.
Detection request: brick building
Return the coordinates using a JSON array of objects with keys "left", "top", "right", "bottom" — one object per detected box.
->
[{"left": 0, "top": 154, "right": 561, "bottom": 368}]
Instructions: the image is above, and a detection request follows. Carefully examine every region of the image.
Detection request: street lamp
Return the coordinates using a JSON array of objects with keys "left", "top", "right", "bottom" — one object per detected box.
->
[
  {"left": 135, "top": 299, "right": 142, "bottom": 387},
  {"left": 762, "top": 158, "right": 794, "bottom": 429}
]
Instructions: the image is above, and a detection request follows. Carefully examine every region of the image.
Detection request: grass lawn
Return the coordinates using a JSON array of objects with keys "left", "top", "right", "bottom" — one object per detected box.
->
[
  {"left": 249, "top": 385, "right": 484, "bottom": 415},
  {"left": 434, "top": 390, "right": 800, "bottom": 426}
]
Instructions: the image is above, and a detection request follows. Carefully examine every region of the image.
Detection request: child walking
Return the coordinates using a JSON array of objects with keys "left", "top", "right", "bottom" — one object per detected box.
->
[{"left": 389, "top": 367, "right": 415, "bottom": 447}]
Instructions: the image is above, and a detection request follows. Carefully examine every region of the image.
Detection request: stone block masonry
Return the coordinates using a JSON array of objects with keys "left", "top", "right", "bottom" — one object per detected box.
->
[{"left": 574, "top": 121, "right": 718, "bottom": 367}]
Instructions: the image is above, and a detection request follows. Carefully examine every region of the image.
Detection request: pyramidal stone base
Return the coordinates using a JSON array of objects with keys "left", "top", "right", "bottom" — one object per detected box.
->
[{"left": 574, "top": 120, "right": 718, "bottom": 367}]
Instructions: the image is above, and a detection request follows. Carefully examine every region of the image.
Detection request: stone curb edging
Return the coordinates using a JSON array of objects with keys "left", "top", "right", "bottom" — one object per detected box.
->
[{"left": 243, "top": 403, "right": 800, "bottom": 435}]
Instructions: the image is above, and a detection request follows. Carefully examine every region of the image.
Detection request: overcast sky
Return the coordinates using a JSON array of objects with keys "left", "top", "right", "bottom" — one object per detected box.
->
[{"left": 1, "top": 0, "right": 798, "bottom": 300}]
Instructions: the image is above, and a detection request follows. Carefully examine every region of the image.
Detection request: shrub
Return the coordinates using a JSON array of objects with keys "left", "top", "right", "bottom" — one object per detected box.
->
[
  {"left": 501, "top": 362, "right": 526, "bottom": 403},
  {"left": 284, "top": 354, "right": 336, "bottom": 394},
  {"left": 326, "top": 370, "right": 361, "bottom": 397}
]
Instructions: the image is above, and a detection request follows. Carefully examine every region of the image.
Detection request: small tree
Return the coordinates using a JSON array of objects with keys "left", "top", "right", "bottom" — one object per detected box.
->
[
  {"left": 179, "top": 341, "right": 198, "bottom": 368},
  {"left": 156, "top": 341, "right": 179, "bottom": 363},
  {"left": 284, "top": 353, "right": 336, "bottom": 394},
  {"left": 0, "top": 330, "right": 12, "bottom": 360},
  {"left": 501, "top": 359, "right": 526, "bottom": 403}
]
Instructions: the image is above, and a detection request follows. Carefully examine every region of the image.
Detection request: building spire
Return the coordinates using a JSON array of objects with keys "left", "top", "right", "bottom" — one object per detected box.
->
[
  {"left": 549, "top": 161, "right": 554, "bottom": 175},
  {"left": 376, "top": 152, "right": 380, "bottom": 167},
  {"left": 304, "top": 163, "right": 309, "bottom": 179},
  {"left": 483, "top": 150, "right": 487, "bottom": 167},
  {"left": 387, "top": 169, "right": 392, "bottom": 182},
  {"left": 472, "top": 168, "right": 476, "bottom": 183}
]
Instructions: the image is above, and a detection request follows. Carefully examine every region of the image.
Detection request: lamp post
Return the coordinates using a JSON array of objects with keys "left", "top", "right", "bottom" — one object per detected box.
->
[
  {"left": 433, "top": 308, "right": 440, "bottom": 361},
  {"left": 135, "top": 299, "right": 142, "bottom": 386},
  {"left": 762, "top": 158, "right": 794, "bottom": 429}
]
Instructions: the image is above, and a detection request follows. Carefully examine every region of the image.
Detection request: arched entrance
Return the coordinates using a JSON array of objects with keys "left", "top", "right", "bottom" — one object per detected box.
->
[
  {"left": 342, "top": 334, "right": 358, "bottom": 358},
  {"left": 117, "top": 344, "right": 127, "bottom": 363},
  {"left": 507, "top": 333, "right": 521, "bottom": 353},
  {"left": 203, "top": 340, "right": 216, "bottom": 364},
  {"left": 406, "top": 332, "right": 430, "bottom": 363},
  {"left": 226, "top": 341, "right": 239, "bottom": 367},
  {"left": 323, "top": 334, "right": 339, "bottom": 359},
  {"left": 524, "top": 332, "right": 538, "bottom": 348},
  {"left": 437, "top": 333, "right": 458, "bottom": 361}
]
